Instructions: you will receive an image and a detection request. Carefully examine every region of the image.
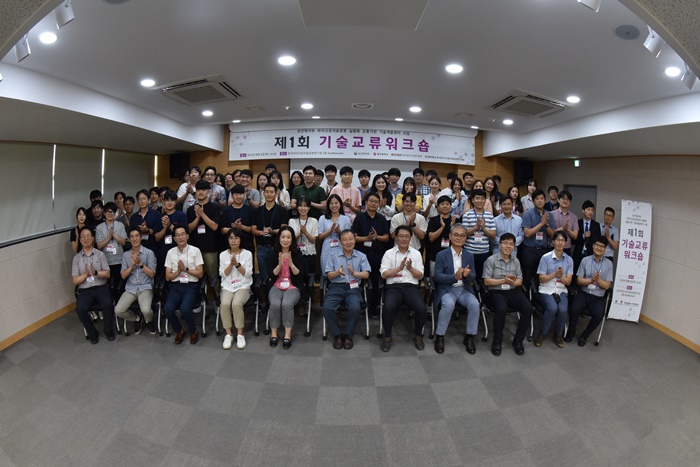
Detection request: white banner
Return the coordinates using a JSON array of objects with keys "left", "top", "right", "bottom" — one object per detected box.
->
[
  {"left": 608, "top": 199, "right": 652, "bottom": 322},
  {"left": 229, "top": 124, "right": 475, "bottom": 165}
]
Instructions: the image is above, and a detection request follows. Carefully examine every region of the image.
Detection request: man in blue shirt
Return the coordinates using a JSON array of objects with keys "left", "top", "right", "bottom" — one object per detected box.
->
[
  {"left": 323, "top": 229, "right": 371, "bottom": 350},
  {"left": 521, "top": 189, "right": 550, "bottom": 292},
  {"left": 492, "top": 197, "right": 524, "bottom": 256}
]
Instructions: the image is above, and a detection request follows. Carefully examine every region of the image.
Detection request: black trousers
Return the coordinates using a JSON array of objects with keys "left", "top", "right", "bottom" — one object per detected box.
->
[
  {"left": 382, "top": 284, "right": 426, "bottom": 338},
  {"left": 569, "top": 291, "right": 605, "bottom": 339},
  {"left": 76, "top": 284, "right": 115, "bottom": 339},
  {"left": 488, "top": 289, "right": 532, "bottom": 345},
  {"left": 521, "top": 247, "right": 547, "bottom": 292}
]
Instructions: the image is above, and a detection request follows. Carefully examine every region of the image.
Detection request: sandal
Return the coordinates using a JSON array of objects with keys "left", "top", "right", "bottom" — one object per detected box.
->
[
  {"left": 269, "top": 337, "right": 278, "bottom": 347},
  {"left": 282, "top": 338, "right": 292, "bottom": 349}
]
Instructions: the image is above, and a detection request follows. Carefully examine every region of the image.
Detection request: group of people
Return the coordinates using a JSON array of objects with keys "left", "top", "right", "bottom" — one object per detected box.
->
[{"left": 71, "top": 162, "right": 618, "bottom": 356}]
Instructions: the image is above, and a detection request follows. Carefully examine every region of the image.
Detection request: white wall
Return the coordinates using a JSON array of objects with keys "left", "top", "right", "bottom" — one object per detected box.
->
[
  {"left": 538, "top": 155, "right": 700, "bottom": 347},
  {"left": 0, "top": 233, "right": 75, "bottom": 343}
]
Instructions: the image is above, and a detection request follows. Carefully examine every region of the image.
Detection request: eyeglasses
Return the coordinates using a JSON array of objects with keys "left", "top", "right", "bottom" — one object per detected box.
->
[
  {"left": 499, "top": 242, "right": 515, "bottom": 247},
  {"left": 396, "top": 234, "right": 412, "bottom": 239},
  {"left": 451, "top": 233, "right": 467, "bottom": 239}
]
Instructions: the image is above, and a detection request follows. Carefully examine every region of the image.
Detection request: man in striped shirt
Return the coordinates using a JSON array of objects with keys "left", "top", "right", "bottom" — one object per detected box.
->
[{"left": 462, "top": 189, "right": 496, "bottom": 279}]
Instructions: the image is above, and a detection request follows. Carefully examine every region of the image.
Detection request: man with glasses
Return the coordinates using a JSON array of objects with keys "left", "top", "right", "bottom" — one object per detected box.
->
[
  {"left": 433, "top": 224, "right": 480, "bottom": 354},
  {"left": 483, "top": 233, "right": 532, "bottom": 356},
  {"left": 291, "top": 165, "right": 327, "bottom": 219},
  {"left": 379, "top": 225, "right": 426, "bottom": 352},
  {"left": 95, "top": 202, "right": 127, "bottom": 303},
  {"left": 202, "top": 166, "right": 227, "bottom": 211},
  {"left": 547, "top": 190, "right": 579, "bottom": 256},
  {"left": 565, "top": 238, "right": 613, "bottom": 347}
]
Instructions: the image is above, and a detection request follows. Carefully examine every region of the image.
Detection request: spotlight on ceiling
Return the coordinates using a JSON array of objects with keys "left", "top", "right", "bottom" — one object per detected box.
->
[
  {"left": 643, "top": 26, "right": 665, "bottom": 58},
  {"left": 577, "top": 0, "right": 601, "bottom": 13},
  {"left": 0, "top": 72, "right": 3, "bottom": 82},
  {"left": 55, "top": 0, "right": 76, "bottom": 29},
  {"left": 14, "top": 35, "right": 30, "bottom": 63},
  {"left": 681, "top": 64, "right": 698, "bottom": 91}
]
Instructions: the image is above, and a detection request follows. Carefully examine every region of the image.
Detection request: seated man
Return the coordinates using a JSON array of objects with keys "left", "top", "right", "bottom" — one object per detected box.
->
[
  {"left": 323, "top": 229, "right": 371, "bottom": 350},
  {"left": 163, "top": 225, "right": 205, "bottom": 345},
  {"left": 115, "top": 228, "right": 158, "bottom": 335},
  {"left": 379, "top": 225, "right": 427, "bottom": 352},
  {"left": 565, "top": 238, "right": 613, "bottom": 346},
  {"left": 535, "top": 231, "right": 573, "bottom": 348},
  {"left": 482, "top": 232, "right": 532, "bottom": 356},
  {"left": 433, "top": 224, "right": 480, "bottom": 355},
  {"left": 71, "top": 227, "right": 115, "bottom": 344}
]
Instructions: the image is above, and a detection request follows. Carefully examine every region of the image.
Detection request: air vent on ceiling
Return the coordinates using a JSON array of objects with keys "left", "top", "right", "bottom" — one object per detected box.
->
[
  {"left": 351, "top": 103, "right": 374, "bottom": 110},
  {"left": 491, "top": 90, "right": 565, "bottom": 117},
  {"left": 160, "top": 75, "right": 241, "bottom": 105}
]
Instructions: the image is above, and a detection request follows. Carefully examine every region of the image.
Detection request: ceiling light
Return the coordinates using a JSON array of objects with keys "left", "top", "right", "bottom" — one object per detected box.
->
[
  {"left": 681, "top": 64, "right": 697, "bottom": 91},
  {"left": 470, "top": 125, "right": 479, "bottom": 129},
  {"left": 278, "top": 55, "right": 296, "bottom": 66},
  {"left": 312, "top": 116, "right": 320, "bottom": 119},
  {"left": 14, "top": 35, "right": 30, "bottom": 63},
  {"left": 566, "top": 95, "right": 581, "bottom": 104},
  {"left": 574, "top": 159, "right": 581, "bottom": 167},
  {"left": 140, "top": 78, "right": 155, "bottom": 87},
  {"left": 301, "top": 103, "right": 313, "bottom": 110},
  {"left": 643, "top": 26, "right": 665, "bottom": 58},
  {"left": 664, "top": 67, "right": 681, "bottom": 77},
  {"left": 0, "top": 73, "right": 3, "bottom": 82},
  {"left": 39, "top": 32, "right": 58, "bottom": 44},
  {"left": 503, "top": 119, "right": 514, "bottom": 125},
  {"left": 55, "top": 0, "right": 75, "bottom": 29},
  {"left": 395, "top": 118, "right": 404, "bottom": 122},
  {"left": 232, "top": 119, "right": 241, "bottom": 123},
  {"left": 409, "top": 106, "right": 421, "bottom": 113},
  {"left": 445, "top": 64, "right": 463, "bottom": 74},
  {"left": 202, "top": 110, "right": 213, "bottom": 117},
  {"left": 577, "top": 0, "right": 601, "bottom": 13}
]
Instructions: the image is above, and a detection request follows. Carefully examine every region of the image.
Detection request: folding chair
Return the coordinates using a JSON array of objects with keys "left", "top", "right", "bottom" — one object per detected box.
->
[
  {"left": 564, "top": 284, "right": 613, "bottom": 346},
  {"left": 478, "top": 284, "right": 534, "bottom": 342},
  {"left": 157, "top": 280, "right": 207, "bottom": 338},
  {"left": 74, "top": 286, "right": 120, "bottom": 339},
  {"left": 214, "top": 287, "right": 260, "bottom": 336},
  {"left": 426, "top": 278, "right": 488, "bottom": 341},
  {"left": 321, "top": 278, "right": 370, "bottom": 341}
]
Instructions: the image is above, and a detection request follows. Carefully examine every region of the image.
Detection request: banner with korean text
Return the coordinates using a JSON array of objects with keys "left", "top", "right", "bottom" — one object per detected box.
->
[
  {"left": 229, "top": 122, "right": 475, "bottom": 165},
  {"left": 608, "top": 199, "right": 652, "bottom": 322}
]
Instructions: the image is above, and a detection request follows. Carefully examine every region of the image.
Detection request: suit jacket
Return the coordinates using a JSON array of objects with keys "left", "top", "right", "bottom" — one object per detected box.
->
[
  {"left": 434, "top": 247, "right": 477, "bottom": 308},
  {"left": 573, "top": 218, "right": 601, "bottom": 265}
]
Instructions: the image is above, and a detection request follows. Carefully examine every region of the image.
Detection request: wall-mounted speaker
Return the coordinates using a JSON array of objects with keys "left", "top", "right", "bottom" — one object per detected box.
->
[
  {"left": 513, "top": 159, "right": 534, "bottom": 186},
  {"left": 169, "top": 153, "right": 190, "bottom": 179}
]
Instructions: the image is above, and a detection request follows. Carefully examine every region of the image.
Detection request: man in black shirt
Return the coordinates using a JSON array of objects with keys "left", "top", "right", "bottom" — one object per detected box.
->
[
  {"left": 253, "top": 183, "right": 290, "bottom": 287},
  {"left": 221, "top": 184, "right": 255, "bottom": 252},
  {"left": 187, "top": 180, "right": 221, "bottom": 295},
  {"left": 425, "top": 195, "right": 457, "bottom": 278}
]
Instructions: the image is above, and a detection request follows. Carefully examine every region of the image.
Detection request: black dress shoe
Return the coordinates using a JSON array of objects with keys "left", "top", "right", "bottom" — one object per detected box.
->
[
  {"left": 578, "top": 337, "right": 587, "bottom": 347},
  {"left": 333, "top": 335, "right": 343, "bottom": 350},
  {"left": 564, "top": 332, "right": 574, "bottom": 343},
  {"left": 343, "top": 335, "right": 354, "bottom": 350},
  {"left": 491, "top": 343, "right": 502, "bottom": 356},
  {"left": 464, "top": 335, "right": 476, "bottom": 355},
  {"left": 512, "top": 338, "right": 525, "bottom": 356},
  {"left": 434, "top": 335, "right": 445, "bottom": 354},
  {"left": 283, "top": 338, "right": 292, "bottom": 349},
  {"left": 106, "top": 333, "right": 116, "bottom": 342},
  {"left": 413, "top": 335, "right": 425, "bottom": 350},
  {"left": 269, "top": 336, "right": 278, "bottom": 347},
  {"left": 90, "top": 335, "right": 99, "bottom": 345}
]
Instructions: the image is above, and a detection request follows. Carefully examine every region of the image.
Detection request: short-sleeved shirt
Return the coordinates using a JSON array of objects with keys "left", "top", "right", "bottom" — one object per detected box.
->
[
  {"left": 380, "top": 245, "right": 424, "bottom": 286},
  {"left": 292, "top": 183, "right": 327, "bottom": 219},
  {"left": 521, "top": 208, "right": 549, "bottom": 249},
  {"left": 330, "top": 185, "right": 362, "bottom": 222},
  {"left": 158, "top": 210, "right": 188, "bottom": 260},
  {"left": 244, "top": 187, "right": 261, "bottom": 207},
  {"left": 221, "top": 204, "right": 255, "bottom": 251},
  {"left": 254, "top": 203, "right": 290, "bottom": 247},
  {"left": 390, "top": 212, "right": 427, "bottom": 251},
  {"left": 426, "top": 216, "right": 454, "bottom": 265},
  {"left": 462, "top": 209, "right": 495, "bottom": 255},
  {"left": 121, "top": 246, "right": 157, "bottom": 294},
  {"left": 548, "top": 208, "right": 578, "bottom": 249},
  {"left": 289, "top": 217, "right": 319, "bottom": 256},
  {"left": 186, "top": 202, "right": 221, "bottom": 253},
  {"left": 483, "top": 253, "right": 523, "bottom": 291},
  {"left": 493, "top": 214, "right": 523, "bottom": 256},
  {"left": 602, "top": 224, "right": 619, "bottom": 259},
  {"left": 537, "top": 251, "right": 574, "bottom": 295},
  {"left": 577, "top": 255, "right": 613, "bottom": 298},
  {"left": 72, "top": 249, "right": 110, "bottom": 289},
  {"left": 129, "top": 209, "right": 163, "bottom": 253},
  {"left": 95, "top": 221, "right": 127, "bottom": 265},
  {"left": 325, "top": 249, "right": 371, "bottom": 284},
  {"left": 164, "top": 244, "right": 204, "bottom": 283},
  {"left": 351, "top": 211, "right": 390, "bottom": 256},
  {"left": 177, "top": 182, "right": 197, "bottom": 212}
]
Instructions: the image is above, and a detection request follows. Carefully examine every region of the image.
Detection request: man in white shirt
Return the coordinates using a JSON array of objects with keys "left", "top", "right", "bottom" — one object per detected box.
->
[
  {"left": 176, "top": 165, "right": 201, "bottom": 213},
  {"left": 163, "top": 225, "right": 204, "bottom": 345},
  {"left": 379, "top": 225, "right": 426, "bottom": 352},
  {"left": 390, "top": 192, "right": 427, "bottom": 251}
]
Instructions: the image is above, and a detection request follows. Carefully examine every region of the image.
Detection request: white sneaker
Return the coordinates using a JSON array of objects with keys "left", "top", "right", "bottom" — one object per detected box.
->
[
  {"left": 223, "top": 334, "right": 233, "bottom": 350},
  {"left": 236, "top": 335, "right": 246, "bottom": 349}
]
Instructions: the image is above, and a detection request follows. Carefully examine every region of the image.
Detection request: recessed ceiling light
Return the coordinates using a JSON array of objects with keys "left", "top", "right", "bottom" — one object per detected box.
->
[
  {"left": 278, "top": 55, "right": 296, "bottom": 66},
  {"left": 202, "top": 110, "right": 213, "bottom": 117},
  {"left": 566, "top": 95, "right": 581, "bottom": 104},
  {"left": 140, "top": 78, "right": 155, "bottom": 87},
  {"left": 395, "top": 118, "right": 404, "bottom": 122},
  {"left": 445, "top": 64, "right": 463, "bottom": 74},
  {"left": 503, "top": 119, "right": 514, "bottom": 125},
  {"left": 39, "top": 32, "right": 57, "bottom": 44},
  {"left": 312, "top": 116, "right": 320, "bottom": 119},
  {"left": 301, "top": 103, "right": 313, "bottom": 110},
  {"left": 665, "top": 66, "right": 682, "bottom": 77},
  {"left": 232, "top": 119, "right": 241, "bottom": 123},
  {"left": 470, "top": 125, "right": 479, "bottom": 129},
  {"left": 409, "top": 106, "right": 421, "bottom": 113}
]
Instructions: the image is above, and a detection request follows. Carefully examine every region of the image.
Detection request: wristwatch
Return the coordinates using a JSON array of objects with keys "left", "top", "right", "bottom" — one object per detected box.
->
[{"left": 234, "top": 263, "right": 241, "bottom": 268}]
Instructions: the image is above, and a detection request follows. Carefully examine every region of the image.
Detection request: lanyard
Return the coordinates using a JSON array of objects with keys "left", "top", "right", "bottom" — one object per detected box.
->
[{"left": 263, "top": 204, "right": 278, "bottom": 229}]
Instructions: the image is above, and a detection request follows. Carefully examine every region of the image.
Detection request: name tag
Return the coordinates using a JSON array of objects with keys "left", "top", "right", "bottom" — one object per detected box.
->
[
  {"left": 86, "top": 275, "right": 95, "bottom": 284},
  {"left": 142, "top": 234, "right": 149, "bottom": 241},
  {"left": 349, "top": 280, "right": 359, "bottom": 289},
  {"left": 536, "top": 232, "right": 544, "bottom": 242},
  {"left": 164, "top": 235, "right": 173, "bottom": 245},
  {"left": 329, "top": 239, "right": 339, "bottom": 248},
  {"left": 587, "top": 283, "right": 597, "bottom": 290},
  {"left": 394, "top": 273, "right": 403, "bottom": 278},
  {"left": 297, "top": 242, "right": 306, "bottom": 248},
  {"left": 441, "top": 238, "right": 450, "bottom": 248},
  {"left": 179, "top": 273, "right": 189, "bottom": 283},
  {"left": 279, "top": 278, "right": 290, "bottom": 290},
  {"left": 501, "top": 284, "right": 511, "bottom": 290},
  {"left": 197, "top": 224, "right": 206, "bottom": 234},
  {"left": 105, "top": 244, "right": 117, "bottom": 254},
  {"left": 187, "top": 198, "right": 196, "bottom": 207},
  {"left": 231, "top": 279, "right": 241, "bottom": 287},
  {"left": 452, "top": 282, "right": 463, "bottom": 287},
  {"left": 474, "top": 233, "right": 484, "bottom": 243},
  {"left": 364, "top": 241, "right": 372, "bottom": 248}
]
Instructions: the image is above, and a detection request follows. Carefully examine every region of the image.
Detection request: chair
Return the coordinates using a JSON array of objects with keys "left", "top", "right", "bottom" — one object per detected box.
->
[
  {"left": 74, "top": 285, "right": 120, "bottom": 339},
  {"left": 156, "top": 279, "right": 207, "bottom": 338},
  {"left": 478, "top": 284, "right": 534, "bottom": 342},
  {"left": 376, "top": 279, "right": 428, "bottom": 339},
  {"left": 214, "top": 285, "right": 260, "bottom": 336},
  {"left": 564, "top": 284, "right": 613, "bottom": 346},
  {"left": 321, "top": 278, "right": 370, "bottom": 341},
  {"left": 425, "top": 277, "right": 488, "bottom": 342}
]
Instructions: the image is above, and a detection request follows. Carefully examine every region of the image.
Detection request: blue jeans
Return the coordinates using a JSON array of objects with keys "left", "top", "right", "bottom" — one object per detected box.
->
[
  {"left": 164, "top": 281, "right": 200, "bottom": 334},
  {"left": 323, "top": 283, "right": 363, "bottom": 337},
  {"left": 537, "top": 292, "right": 568, "bottom": 336},
  {"left": 436, "top": 286, "right": 480, "bottom": 336}
]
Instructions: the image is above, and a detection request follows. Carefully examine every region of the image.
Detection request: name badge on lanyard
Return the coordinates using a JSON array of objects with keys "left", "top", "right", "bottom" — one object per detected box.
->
[
  {"left": 536, "top": 232, "right": 544, "bottom": 242},
  {"left": 474, "top": 232, "right": 484, "bottom": 243},
  {"left": 279, "top": 278, "right": 290, "bottom": 290},
  {"left": 441, "top": 238, "right": 450, "bottom": 248},
  {"left": 349, "top": 280, "right": 359, "bottom": 289},
  {"left": 165, "top": 235, "right": 173, "bottom": 245},
  {"left": 105, "top": 243, "right": 117, "bottom": 254},
  {"left": 179, "top": 272, "right": 189, "bottom": 283},
  {"left": 197, "top": 224, "right": 206, "bottom": 234},
  {"left": 329, "top": 239, "right": 339, "bottom": 248},
  {"left": 364, "top": 241, "right": 372, "bottom": 248}
]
